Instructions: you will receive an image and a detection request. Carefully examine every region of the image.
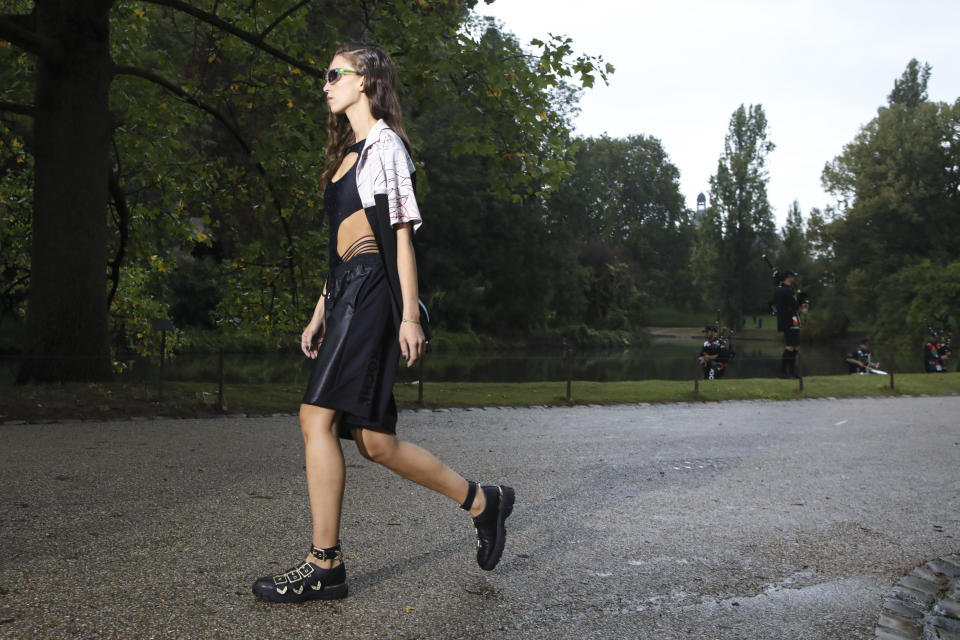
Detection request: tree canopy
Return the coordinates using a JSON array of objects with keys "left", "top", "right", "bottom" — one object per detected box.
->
[
  {"left": 0, "top": 0, "right": 612, "bottom": 381},
  {"left": 821, "top": 59, "right": 960, "bottom": 349},
  {"left": 692, "top": 104, "right": 777, "bottom": 329},
  {"left": 548, "top": 134, "right": 691, "bottom": 331},
  {"left": 3, "top": 11, "right": 957, "bottom": 382}
]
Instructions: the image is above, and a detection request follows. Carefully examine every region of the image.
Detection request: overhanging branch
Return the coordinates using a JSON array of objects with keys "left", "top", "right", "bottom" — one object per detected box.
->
[
  {"left": 141, "top": 0, "right": 322, "bottom": 79},
  {"left": 114, "top": 65, "right": 253, "bottom": 155},
  {"left": 113, "top": 64, "right": 300, "bottom": 305},
  {"left": 0, "top": 14, "right": 64, "bottom": 62},
  {"left": 0, "top": 101, "right": 34, "bottom": 117},
  {"left": 260, "top": 0, "right": 311, "bottom": 40}
]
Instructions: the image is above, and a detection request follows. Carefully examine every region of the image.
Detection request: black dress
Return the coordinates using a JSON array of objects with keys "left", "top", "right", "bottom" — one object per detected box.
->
[{"left": 301, "top": 141, "right": 400, "bottom": 438}]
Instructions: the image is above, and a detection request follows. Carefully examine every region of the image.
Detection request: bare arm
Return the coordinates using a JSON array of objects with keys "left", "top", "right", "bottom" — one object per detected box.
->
[
  {"left": 300, "top": 281, "right": 327, "bottom": 359},
  {"left": 395, "top": 223, "right": 425, "bottom": 367}
]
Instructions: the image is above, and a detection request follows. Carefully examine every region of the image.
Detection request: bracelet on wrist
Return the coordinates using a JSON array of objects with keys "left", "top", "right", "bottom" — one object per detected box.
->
[{"left": 402, "top": 319, "right": 420, "bottom": 325}]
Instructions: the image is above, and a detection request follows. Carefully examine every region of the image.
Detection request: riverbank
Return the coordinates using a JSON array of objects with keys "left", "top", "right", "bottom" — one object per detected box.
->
[{"left": 1, "top": 372, "right": 956, "bottom": 423}]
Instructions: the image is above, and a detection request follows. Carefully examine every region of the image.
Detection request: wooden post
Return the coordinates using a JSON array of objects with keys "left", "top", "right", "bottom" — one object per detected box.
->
[
  {"left": 159, "top": 329, "right": 166, "bottom": 399},
  {"left": 889, "top": 352, "right": 895, "bottom": 390},
  {"left": 693, "top": 357, "right": 700, "bottom": 394},
  {"left": 218, "top": 347, "right": 225, "bottom": 412},
  {"left": 565, "top": 348, "right": 573, "bottom": 403},
  {"left": 797, "top": 351, "right": 804, "bottom": 393},
  {"left": 150, "top": 318, "right": 175, "bottom": 400}
]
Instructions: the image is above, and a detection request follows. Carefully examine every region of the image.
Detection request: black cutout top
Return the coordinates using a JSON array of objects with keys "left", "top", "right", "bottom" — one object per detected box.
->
[{"left": 324, "top": 140, "right": 375, "bottom": 265}]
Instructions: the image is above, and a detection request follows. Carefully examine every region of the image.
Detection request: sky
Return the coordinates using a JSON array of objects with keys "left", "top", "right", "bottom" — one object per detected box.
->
[{"left": 478, "top": 0, "right": 960, "bottom": 226}]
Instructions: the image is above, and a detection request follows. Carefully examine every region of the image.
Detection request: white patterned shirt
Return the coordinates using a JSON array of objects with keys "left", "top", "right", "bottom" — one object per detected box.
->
[{"left": 355, "top": 119, "right": 422, "bottom": 231}]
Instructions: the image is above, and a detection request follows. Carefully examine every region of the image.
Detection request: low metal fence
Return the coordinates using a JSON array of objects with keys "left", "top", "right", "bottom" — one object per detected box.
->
[{"left": 2, "top": 343, "right": 931, "bottom": 410}]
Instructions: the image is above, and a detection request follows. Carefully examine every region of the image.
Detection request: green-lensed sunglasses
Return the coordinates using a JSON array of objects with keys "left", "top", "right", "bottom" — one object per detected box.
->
[{"left": 326, "top": 68, "right": 361, "bottom": 84}]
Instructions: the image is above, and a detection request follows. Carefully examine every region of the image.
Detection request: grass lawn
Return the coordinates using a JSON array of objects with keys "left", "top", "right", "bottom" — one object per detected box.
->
[{"left": 1, "top": 373, "right": 956, "bottom": 422}]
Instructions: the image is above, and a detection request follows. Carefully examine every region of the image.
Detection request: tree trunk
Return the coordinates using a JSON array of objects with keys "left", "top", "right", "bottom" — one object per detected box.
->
[{"left": 17, "top": 1, "right": 113, "bottom": 382}]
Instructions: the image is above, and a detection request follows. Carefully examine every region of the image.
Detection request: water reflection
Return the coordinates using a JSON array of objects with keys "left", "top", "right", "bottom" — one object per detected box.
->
[{"left": 132, "top": 335, "right": 936, "bottom": 385}]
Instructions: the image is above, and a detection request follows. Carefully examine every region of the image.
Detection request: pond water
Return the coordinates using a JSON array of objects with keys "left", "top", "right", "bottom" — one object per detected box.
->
[{"left": 121, "top": 333, "right": 936, "bottom": 385}]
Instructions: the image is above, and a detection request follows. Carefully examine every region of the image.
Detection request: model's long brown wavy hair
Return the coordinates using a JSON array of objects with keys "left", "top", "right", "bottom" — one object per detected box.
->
[{"left": 321, "top": 42, "right": 411, "bottom": 187}]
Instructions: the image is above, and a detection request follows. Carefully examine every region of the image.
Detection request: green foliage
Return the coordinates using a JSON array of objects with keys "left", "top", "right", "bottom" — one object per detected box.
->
[
  {"left": 110, "top": 256, "right": 185, "bottom": 363},
  {"left": 821, "top": 59, "right": 960, "bottom": 338},
  {"left": 0, "top": 130, "right": 32, "bottom": 321},
  {"left": 888, "top": 58, "right": 931, "bottom": 108},
  {"left": 548, "top": 135, "right": 693, "bottom": 328},
  {"left": 870, "top": 259, "right": 960, "bottom": 353},
  {"left": 690, "top": 206, "right": 724, "bottom": 311},
  {"left": 694, "top": 104, "right": 777, "bottom": 328},
  {"left": 1, "top": 0, "right": 613, "bottom": 367},
  {"left": 429, "top": 17, "right": 612, "bottom": 201},
  {"left": 776, "top": 200, "right": 809, "bottom": 275},
  {"left": 412, "top": 18, "right": 614, "bottom": 336},
  {"left": 0, "top": 37, "right": 33, "bottom": 322},
  {"left": 545, "top": 325, "right": 641, "bottom": 349}
]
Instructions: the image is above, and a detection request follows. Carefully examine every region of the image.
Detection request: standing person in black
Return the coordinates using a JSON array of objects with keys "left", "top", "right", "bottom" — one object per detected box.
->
[
  {"left": 773, "top": 270, "right": 807, "bottom": 378},
  {"left": 250, "top": 43, "right": 514, "bottom": 603}
]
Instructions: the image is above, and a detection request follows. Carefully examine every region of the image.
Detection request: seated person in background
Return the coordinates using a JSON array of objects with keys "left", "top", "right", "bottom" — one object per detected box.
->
[
  {"left": 845, "top": 338, "right": 878, "bottom": 374},
  {"left": 698, "top": 325, "right": 728, "bottom": 379}
]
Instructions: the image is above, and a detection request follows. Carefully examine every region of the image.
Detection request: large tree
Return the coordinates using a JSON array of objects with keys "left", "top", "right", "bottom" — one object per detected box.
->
[
  {"left": 695, "top": 104, "right": 777, "bottom": 329},
  {"left": 414, "top": 17, "right": 601, "bottom": 335},
  {"left": 775, "top": 200, "right": 809, "bottom": 277},
  {"left": 821, "top": 59, "right": 960, "bottom": 346},
  {"left": 0, "top": 1, "right": 610, "bottom": 381},
  {"left": 548, "top": 134, "right": 691, "bottom": 329}
]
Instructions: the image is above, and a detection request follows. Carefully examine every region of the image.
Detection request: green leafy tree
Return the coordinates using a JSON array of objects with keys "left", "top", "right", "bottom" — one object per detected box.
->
[
  {"left": 690, "top": 204, "right": 724, "bottom": 312},
  {"left": 0, "top": 1, "right": 611, "bottom": 381},
  {"left": 888, "top": 58, "right": 931, "bottom": 108},
  {"left": 873, "top": 259, "right": 960, "bottom": 356},
  {"left": 821, "top": 59, "right": 960, "bottom": 336},
  {"left": 701, "top": 104, "right": 777, "bottom": 329},
  {"left": 776, "top": 200, "right": 808, "bottom": 275},
  {"left": 795, "top": 206, "right": 845, "bottom": 338},
  {"left": 548, "top": 134, "right": 692, "bottom": 328}
]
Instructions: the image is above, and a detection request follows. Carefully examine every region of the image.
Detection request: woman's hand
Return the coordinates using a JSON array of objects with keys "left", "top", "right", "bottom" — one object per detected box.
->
[
  {"left": 398, "top": 319, "right": 425, "bottom": 367},
  {"left": 301, "top": 318, "right": 325, "bottom": 359}
]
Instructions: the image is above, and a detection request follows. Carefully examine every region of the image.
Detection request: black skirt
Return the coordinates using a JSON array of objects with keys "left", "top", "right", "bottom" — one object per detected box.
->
[{"left": 302, "top": 253, "right": 399, "bottom": 439}]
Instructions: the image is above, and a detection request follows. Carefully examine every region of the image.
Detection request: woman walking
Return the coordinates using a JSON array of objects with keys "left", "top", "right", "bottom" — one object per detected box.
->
[{"left": 252, "top": 43, "right": 514, "bottom": 603}]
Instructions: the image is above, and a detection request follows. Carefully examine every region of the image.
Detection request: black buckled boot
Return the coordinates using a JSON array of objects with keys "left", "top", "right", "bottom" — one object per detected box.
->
[
  {"left": 252, "top": 542, "right": 348, "bottom": 603},
  {"left": 461, "top": 482, "right": 515, "bottom": 571}
]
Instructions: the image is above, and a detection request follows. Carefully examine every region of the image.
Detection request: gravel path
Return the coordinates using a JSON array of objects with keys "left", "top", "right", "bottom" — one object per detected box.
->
[{"left": 1, "top": 396, "right": 959, "bottom": 639}]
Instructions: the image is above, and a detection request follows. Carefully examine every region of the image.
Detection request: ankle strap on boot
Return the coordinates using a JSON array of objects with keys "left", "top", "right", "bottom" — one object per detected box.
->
[
  {"left": 459, "top": 481, "right": 479, "bottom": 511},
  {"left": 309, "top": 542, "right": 343, "bottom": 562}
]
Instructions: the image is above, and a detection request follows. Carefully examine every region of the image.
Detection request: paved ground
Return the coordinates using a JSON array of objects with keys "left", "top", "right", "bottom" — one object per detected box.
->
[{"left": 1, "top": 396, "right": 959, "bottom": 639}]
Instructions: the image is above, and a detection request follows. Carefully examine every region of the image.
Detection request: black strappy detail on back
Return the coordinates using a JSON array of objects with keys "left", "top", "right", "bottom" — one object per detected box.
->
[
  {"left": 339, "top": 236, "right": 379, "bottom": 262},
  {"left": 324, "top": 139, "right": 378, "bottom": 266}
]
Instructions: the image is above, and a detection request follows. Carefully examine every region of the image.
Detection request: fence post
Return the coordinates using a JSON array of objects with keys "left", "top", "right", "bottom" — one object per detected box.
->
[
  {"left": 565, "top": 347, "right": 573, "bottom": 403},
  {"left": 693, "top": 357, "right": 700, "bottom": 394},
  {"left": 150, "top": 318, "right": 174, "bottom": 399},
  {"left": 889, "top": 352, "right": 895, "bottom": 390},
  {"left": 797, "top": 351, "right": 804, "bottom": 393},
  {"left": 218, "top": 347, "right": 225, "bottom": 412}
]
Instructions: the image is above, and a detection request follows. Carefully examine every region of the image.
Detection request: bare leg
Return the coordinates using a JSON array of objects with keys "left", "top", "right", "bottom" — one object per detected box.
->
[
  {"left": 352, "top": 428, "right": 487, "bottom": 516},
  {"left": 300, "top": 404, "right": 345, "bottom": 568}
]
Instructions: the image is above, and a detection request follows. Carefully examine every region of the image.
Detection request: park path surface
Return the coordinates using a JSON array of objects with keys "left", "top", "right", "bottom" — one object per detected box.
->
[{"left": 1, "top": 396, "right": 959, "bottom": 639}]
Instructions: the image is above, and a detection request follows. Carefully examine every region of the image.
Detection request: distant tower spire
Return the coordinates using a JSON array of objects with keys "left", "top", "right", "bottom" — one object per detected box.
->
[{"left": 695, "top": 192, "right": 707, "bottom": 223}]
